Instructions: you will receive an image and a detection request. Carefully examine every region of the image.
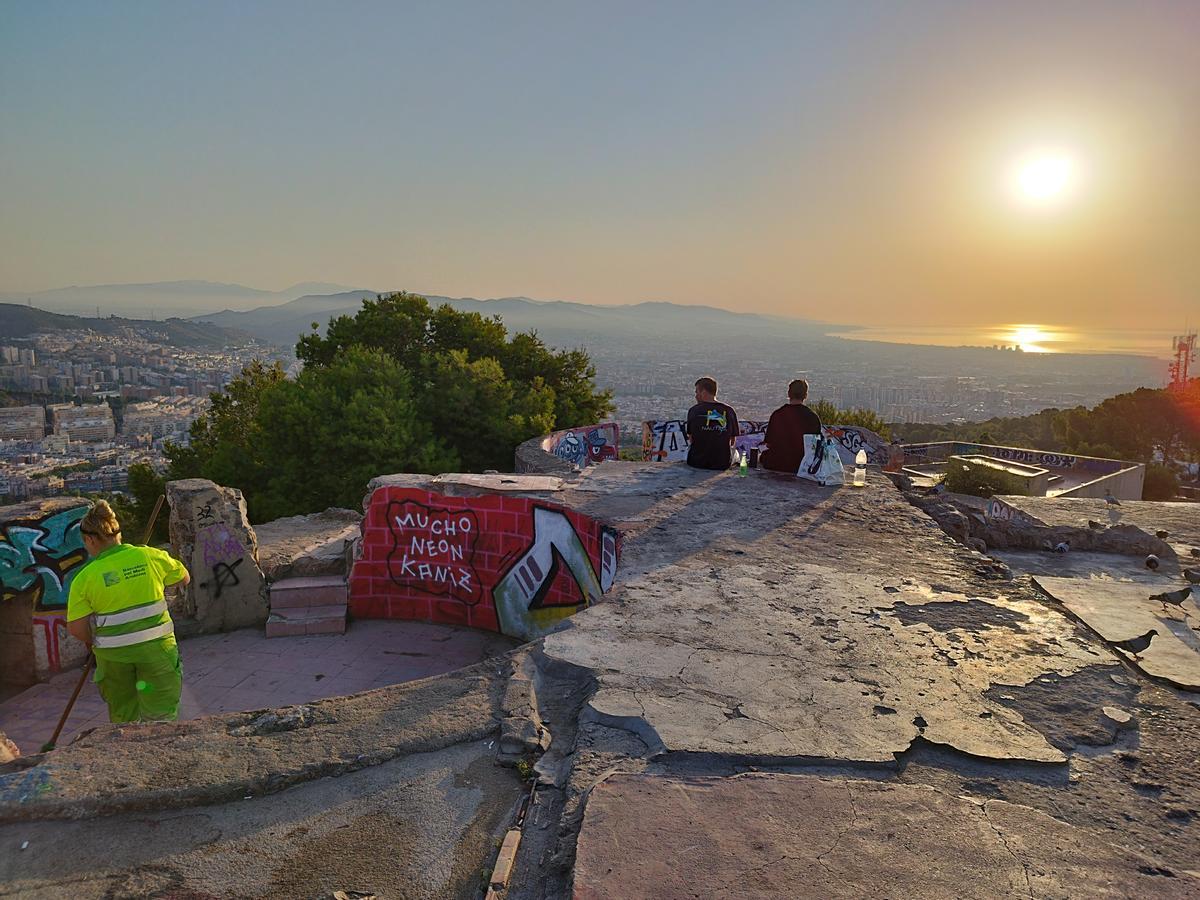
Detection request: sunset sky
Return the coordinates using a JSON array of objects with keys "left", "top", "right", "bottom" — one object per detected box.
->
[{"left": 2, "top": 1, "right": 1197, "bottom": 328}]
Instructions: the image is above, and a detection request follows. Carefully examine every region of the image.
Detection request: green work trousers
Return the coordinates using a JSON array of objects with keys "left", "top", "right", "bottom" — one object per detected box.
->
[{"left": 94, "top": 641, "right": 183, "bottom": 723}]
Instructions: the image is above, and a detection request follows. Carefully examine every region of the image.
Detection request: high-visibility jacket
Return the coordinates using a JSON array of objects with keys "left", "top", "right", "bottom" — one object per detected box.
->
[{"left": 67, "top": 543, "right": 188, "bottom": 663}]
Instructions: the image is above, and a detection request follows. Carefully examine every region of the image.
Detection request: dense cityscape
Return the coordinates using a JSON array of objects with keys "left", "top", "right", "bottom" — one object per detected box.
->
[{"left": 0, "top": 326, "right": 287, "bottom": 501}]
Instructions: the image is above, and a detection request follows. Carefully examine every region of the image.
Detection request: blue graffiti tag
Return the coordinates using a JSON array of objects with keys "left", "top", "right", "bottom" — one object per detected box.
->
[{"left": 0, "top": 506, "right": 88, "bottom": 610}]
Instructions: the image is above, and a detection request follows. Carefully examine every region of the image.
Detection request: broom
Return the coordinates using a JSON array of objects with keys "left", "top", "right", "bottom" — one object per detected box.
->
[{"left": 41, "top": 494, "right": 167, "bottom": 752}]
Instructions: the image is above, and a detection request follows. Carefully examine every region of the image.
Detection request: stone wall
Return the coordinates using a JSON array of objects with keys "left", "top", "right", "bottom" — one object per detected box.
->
[
  {"left": 349, "top": 475, "right": 619, "bottom": 641},
  {"left": 0, "top": 498, "right": 91, "bottom": 685},
  {"left": 167, "top": 479, "right": 268, "bottom": 634}
]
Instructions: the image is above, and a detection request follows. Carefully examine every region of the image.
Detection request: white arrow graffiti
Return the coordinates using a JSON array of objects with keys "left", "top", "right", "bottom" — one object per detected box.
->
[{"left": 494, "top": 506, "right": 612, "bottom": 640}]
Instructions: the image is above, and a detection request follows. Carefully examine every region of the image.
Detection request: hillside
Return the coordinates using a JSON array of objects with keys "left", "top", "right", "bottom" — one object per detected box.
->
[
  {"left": 0, "top": 280, "right": 362, "bottom": 319},
  {"left": 0, "top": 303, "right": 263, "bottom": 349},
  {"left": 191, "top": 291, "right": 842, "bottom": 348}
]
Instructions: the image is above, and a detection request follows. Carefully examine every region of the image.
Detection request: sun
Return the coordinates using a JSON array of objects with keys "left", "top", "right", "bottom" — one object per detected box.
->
[{"left": 1011, "top": 152, "right": 1077, "bottom": 207}]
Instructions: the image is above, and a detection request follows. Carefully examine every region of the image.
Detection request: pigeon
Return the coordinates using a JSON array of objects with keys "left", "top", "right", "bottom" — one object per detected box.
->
[
  {"left": 1151, "top": 586, "right": 1193, "bottom": 612},
  {"left": 1156, "top": 530, "right": 1170, "bottom": 540},
  {"left": 1105, "top": 491, "right": 1121, "bottom": 507},
  {"left": 1087, "top": 520, "right": 1105, "bottom": 530},
  {"left": 1146, "top": 554, "right": 1160, "bottom": 570},
  {"left": 1113, "top": 629, "right": 1156, "bottom": 660},
  {"left": 1184, "top": 568, "right": 1200, "bottom": 585},
  {"left": 1054, "top": 541, "right": 1070, "bottom": 554}
]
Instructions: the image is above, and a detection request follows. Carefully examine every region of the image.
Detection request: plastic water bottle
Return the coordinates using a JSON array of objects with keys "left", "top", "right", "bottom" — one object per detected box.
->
[
  {"left": 739, "top": 450, "right": 748, "bottom": 477},
  {"left": 852, "top": 449, "right": 867, "bottom": 487}
]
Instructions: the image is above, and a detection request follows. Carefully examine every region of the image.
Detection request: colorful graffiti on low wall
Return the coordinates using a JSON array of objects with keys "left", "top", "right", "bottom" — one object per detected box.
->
[
  {"left": 348, "top": 488, "right": 619, "bottom": 641},
  {"left": 641, "top": 419, "right": 771, "bottom": 462},
  {"left": 0, "top": 504, "right": 88, "bottom": 611},
  {"left": 642, "top": 420, "right": 888, "bottom": 466},
  {"left": 541, "top": 422, "right": 620, "bottom": 467}
]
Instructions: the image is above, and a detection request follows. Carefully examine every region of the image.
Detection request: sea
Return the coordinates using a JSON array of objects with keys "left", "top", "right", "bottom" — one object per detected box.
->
[{"left": 827, "top": 325, "right": 1181, "bottom": 358}]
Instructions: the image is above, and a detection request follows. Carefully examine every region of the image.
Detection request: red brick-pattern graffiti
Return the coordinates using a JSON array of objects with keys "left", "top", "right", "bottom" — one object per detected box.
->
[{"left": 349, "top": 488, "right": 620, "bottom": 640}]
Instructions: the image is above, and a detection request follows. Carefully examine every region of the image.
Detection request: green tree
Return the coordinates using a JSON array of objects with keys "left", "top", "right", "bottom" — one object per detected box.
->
[
  {"left": 125, "top": 463, "right": 169, "bottom": 544},
  {"left": 251, "top": 348, "right": 457, "bottom": 521},
  {"left": 166, "top": 360, "right": 287, "bottom": 502},
  {"left": 1143, "top": 463, "right": 1180, "bottom": 501},
  {"left": 297, "top": 292, "right": 613, "bottom": 431}
]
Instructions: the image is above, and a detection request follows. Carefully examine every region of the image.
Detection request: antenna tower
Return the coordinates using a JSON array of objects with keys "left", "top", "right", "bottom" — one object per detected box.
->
[{"left": 1168, "top": 332, "right": 1196, "bottom": 390}]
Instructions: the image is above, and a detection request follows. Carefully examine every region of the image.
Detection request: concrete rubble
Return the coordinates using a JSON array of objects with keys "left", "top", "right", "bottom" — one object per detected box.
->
[{"left": 2, "top": 463, "right": 1198, "bottom": 898}]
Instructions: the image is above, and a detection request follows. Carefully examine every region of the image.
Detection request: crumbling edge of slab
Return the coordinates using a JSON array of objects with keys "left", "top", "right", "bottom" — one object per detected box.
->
[{"left": 0, "top": 653, "right": 520, "bottom": 824}]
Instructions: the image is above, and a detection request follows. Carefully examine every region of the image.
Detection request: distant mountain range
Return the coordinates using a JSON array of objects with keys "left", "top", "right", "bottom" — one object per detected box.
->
[
  {"left": 191, "top": 290, "right": 841, "bottom": 348},
  {"left": 0, "top": 280, "right": 361, "bottom": 319},
  {"left": 0, "top": 303, "right": 259, "bottom": 349}
]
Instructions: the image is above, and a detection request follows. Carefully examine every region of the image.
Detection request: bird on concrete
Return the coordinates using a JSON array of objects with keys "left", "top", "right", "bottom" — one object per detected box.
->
[
  {"left": 1112, "top": 629, "right": 1157, "bottom": 661},
  {"left": 1146, "top": 555, "right": 1161, "bottom": 570},
  {"left": 1156, "top": 530, "right": 1170, "bottom": 540},
  {"left": 1088, "top": 520, "right": 1106, "bottom": 530},
  {"left": 1105, "top": 491, "right": 1121, "bottom": 507},
  {"left": 1151, "top": 586, "right": 1193, "bottom": 613},
  {"left": 1183, "top": 568, "right": 1200, "bottom": 585},
  {"left": 1054, "top": 541, "right": 1070, "bottom": 554}
]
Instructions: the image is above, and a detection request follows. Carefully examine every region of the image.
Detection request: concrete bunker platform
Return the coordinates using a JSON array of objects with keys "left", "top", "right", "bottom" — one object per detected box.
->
[{"left": 2, "top": 458, "right": 1198, "bottom": 898}]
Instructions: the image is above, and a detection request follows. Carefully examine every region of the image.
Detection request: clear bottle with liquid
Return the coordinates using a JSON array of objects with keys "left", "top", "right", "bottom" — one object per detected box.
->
[
  {"left": 738, "top": 449, "right": 748, "bottom": 477},
  {"left": 852, "top": 449, "right": 867, "bottom": 486}
]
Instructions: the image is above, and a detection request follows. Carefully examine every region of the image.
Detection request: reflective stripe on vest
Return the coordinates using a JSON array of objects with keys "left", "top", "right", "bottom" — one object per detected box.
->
[
  {"left": 93, "top": 620, "right": 174, "bottom": 649},
  {"left": 95, "top": 600, "right": 168, "bottom": 629}
]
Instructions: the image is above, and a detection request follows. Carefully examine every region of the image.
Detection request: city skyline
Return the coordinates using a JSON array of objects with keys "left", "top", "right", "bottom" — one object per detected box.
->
[{"left": 2, "top": 2, "right": 1197, "bottom": 329}]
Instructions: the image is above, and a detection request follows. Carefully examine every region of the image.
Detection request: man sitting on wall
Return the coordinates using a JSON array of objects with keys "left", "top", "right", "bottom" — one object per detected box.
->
[
  {"left": 685, "top": 376, "right": 740, "bottom": 470},
  {"left": 760, "top": 379, "right": 823, "bottom": 473}
]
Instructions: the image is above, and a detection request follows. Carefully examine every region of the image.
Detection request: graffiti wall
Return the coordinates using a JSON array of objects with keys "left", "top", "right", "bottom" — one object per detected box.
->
[
  {"left": 641, "top": 419, "right": 887, "bottom": 466},
  {"left": 641, "top": 419, "right": 770, "bottom": 462},
  {"left": 541, "top": 422, "right": 620, "bottom": 467},
  {"left": 0, "top": 499, "right": 90, "bottom": 683},
  {"left": 900, "top": 442, "right": 1126, "bottom": 476},
  {"left": 349, "top": 488, "right": 619, "bottom": 641}
]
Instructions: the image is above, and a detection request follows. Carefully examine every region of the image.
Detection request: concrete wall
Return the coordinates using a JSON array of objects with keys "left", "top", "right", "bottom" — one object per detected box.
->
[
  {"left": 1059, "top": 464, "right": 1146, "bottom": 501},
  {"left": 0, "top": 498, "right": 91, "bottom": 685},
  {"left": 349, "top": 485, "right": 619, "bottom": 641},
  {"left": 642, "top": 420, "right": 889, "bottom": 465},
  {"left": 905, "top": 442, "right": 1144, "bottom": 501},
  {"left": 540, "top": 422, "right": 619, "bottom": 467}
]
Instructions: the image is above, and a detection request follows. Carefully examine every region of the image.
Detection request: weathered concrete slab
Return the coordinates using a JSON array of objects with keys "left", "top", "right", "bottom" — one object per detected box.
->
[
  {"left": 998, "top": 496, "right": 1200, "bottom": 556},
  {"left": 0, "top": 653, "right": 516, "bottom": 822},
  {"left": 1035, "top": 576, "right": 1200, "bottom": 691},
  {"left": 572, "top": 773, "right": 1198, "bottom": 899},
  {"left": 254, "top": 507, "right": 361, "bottom": 581},
  {"left": 544, "top": 472, "right": 1109, "bottom": 765},
  {"left": 0, "top": 740, "right": 520, "bottom": 900}
]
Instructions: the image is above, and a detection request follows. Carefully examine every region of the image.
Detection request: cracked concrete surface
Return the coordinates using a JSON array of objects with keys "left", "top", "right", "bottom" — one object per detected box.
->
[
  {"left": 545, "top": 470, "right": 1109, "bottom": 766},
  {"left": 572, "top": 773, "right": 1193, "bottom": 899},
  {"left": 3, "top": 463, "right": 1198, "bottom": 898}
]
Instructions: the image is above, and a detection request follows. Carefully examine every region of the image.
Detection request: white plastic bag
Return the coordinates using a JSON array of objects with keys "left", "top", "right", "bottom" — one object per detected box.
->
[{"left": 797, "top": 434, "right": 846, "bottom": 486}]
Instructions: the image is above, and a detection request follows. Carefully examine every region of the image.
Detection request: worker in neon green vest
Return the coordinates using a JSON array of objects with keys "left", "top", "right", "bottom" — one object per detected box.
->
[{"left": 66, "top": 500, "right": 191, "bottom": 723}]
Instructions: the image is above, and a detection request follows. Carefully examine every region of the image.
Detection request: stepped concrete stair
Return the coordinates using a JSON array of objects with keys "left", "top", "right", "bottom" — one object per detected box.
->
[{"left": 266, "top": 575, "right": 349, "bottom": 637}]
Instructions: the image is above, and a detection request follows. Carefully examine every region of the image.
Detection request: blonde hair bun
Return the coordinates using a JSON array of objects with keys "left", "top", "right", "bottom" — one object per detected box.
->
[{"left": 82, "top": 499, "right": 122, "bottom": 539}]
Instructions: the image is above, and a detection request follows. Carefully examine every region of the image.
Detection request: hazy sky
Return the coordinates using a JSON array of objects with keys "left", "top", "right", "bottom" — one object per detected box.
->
[{"left": 2, "top": 1, "right": 1197, "bottom": 327}]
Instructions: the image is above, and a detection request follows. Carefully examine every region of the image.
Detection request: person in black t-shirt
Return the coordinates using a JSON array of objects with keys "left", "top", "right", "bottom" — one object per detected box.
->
[
  {"left": 760, "top": 379, "right": 823, "bottom": 473},
  {"left": 685, "top": 376, "right": 740, "bottom": 470}
]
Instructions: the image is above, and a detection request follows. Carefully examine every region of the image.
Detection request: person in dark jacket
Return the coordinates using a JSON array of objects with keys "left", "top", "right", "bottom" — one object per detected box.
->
[
  {"left": 760, "top": 379, "right": 823, "bottom": 473},
  {"left": 685, "top": 376, "right": 740, "bottom": 470}
]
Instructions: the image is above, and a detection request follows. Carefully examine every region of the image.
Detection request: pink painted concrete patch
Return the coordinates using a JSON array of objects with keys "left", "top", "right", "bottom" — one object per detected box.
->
[{"left": 0, "top": 620, "right": 516, "bottom": 756}]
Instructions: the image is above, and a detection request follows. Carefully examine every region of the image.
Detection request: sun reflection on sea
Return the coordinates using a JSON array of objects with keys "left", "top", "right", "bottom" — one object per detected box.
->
[{"left": 993, "top": 324, "right": 1070, "bottom": 353}]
